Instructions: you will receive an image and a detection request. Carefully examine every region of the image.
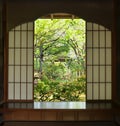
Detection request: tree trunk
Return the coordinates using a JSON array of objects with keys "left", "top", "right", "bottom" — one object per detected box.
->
[{"left": 39, "top": 44, "right": 43, "bottom": 77}]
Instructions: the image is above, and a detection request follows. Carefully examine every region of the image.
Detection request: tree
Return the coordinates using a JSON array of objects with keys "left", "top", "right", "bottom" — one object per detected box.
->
[
  {"left": 34, "top": 19, "right": 85, "bottom": 78},
  {"left": 34, "top": 18, "right": 86, "bottom": 101}
]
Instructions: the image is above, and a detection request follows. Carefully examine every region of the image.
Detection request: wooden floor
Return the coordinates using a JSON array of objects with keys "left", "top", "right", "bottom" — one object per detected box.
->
[
  {"left": 3, "top": 121, "right": 118, "bottom": 126},
  {"left": 0, "top": 102, "right": 120, "bottom": 126}
]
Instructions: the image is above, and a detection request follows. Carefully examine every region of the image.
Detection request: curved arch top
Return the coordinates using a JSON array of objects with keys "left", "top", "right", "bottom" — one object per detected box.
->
[{"left": 7, "top": 0, "right": 113, "bottom": 30}]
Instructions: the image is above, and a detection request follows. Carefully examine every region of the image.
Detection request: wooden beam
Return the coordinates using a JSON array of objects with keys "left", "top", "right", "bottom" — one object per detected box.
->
[{"left": 0, "top": 0, "right": 4, "bottom": 103}]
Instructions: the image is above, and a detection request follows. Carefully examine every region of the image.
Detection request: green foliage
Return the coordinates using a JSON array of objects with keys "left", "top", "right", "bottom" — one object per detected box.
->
[
  {"left": 34, "top": 18, "right": 86, "bottom": 101},
  {"left": 34, "top": 75, "right": 86, "bottom": 101},
  {"left": 42, "top": 62, "right": 66, "bottom": 80}
]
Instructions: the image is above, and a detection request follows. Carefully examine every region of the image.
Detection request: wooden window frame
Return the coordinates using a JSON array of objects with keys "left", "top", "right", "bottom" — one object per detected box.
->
[{"left": 3, "top": 13, "right": 116, "bottom": 103}]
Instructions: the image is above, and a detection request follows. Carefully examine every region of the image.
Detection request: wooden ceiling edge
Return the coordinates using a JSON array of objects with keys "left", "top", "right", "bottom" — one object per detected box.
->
[{"left": 40, "top": 13, "right": 79, "bottom": 19}]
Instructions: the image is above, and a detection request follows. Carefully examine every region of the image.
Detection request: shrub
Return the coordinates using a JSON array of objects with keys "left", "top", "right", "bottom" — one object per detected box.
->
[{"left": 34, "top": 75, "right": 86, "bottom": 101}]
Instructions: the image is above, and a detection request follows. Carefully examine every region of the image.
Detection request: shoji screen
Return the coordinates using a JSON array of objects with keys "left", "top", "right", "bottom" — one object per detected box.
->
[
  {"left": 8, "top": 22, "right": 34, "bottom": 101},
  {"left": 86, "top": 22, "right": 112, "bottom": 100}
]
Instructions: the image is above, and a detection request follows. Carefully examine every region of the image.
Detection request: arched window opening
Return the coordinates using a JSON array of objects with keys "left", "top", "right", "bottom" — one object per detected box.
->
[
  {"left": 34, "top": 14, "right": 86, "bottom": 102},
  {"left": 7, "top": 13, "right": 112, "bottom": 103}
]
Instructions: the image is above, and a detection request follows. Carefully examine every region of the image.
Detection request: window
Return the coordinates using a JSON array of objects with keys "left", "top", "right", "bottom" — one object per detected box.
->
[
  {"left": 34, "top": 18, "right": 86, "bottom": 101},
  {"left": 7, "top": 16, "right": 112, "bottom": 101},
  {"left": 86, "top": 22, "right": 112, "bottom": 100},
  {"left": 8, "top": 22, "right": 34, "bottom": 101}
]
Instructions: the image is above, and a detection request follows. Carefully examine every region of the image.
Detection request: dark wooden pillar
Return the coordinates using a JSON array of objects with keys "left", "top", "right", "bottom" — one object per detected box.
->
[
  {"left": 115, "top": 0, "right": 120, "bottom": 102},
  {"left": 0, "top": 1, "right": 4, "bottom": 103}
]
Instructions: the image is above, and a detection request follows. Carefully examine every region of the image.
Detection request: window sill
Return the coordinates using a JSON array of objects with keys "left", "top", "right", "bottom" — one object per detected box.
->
[{"left": 2, "top": 101, "right": 119, "bottom": 109}]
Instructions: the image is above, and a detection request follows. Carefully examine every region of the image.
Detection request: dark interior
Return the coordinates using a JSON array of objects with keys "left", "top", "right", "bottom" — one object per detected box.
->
[{"left": 1, "top": 0, "right": 120, "bottom": 125}]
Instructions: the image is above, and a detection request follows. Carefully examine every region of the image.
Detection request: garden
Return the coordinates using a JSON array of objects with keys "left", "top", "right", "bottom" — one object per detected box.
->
[{"left": 34, "top": 18, "right": 86, "bottom": 101}]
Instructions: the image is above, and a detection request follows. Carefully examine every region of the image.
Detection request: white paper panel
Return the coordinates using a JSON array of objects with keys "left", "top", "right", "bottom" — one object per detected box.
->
[
  {"left": 21, "top": 31, "right": 27, "bottom": 47},
  {"left": 15, "top": 31, "right": 20, "bottom": 47},
  {"left": 100, "top": 31, "right": 105, "bottom": 47},
  {"left": 87, "top": 49, "right": 92, "bottom": 65},
  {"left": 100, "top": 84, "right": 105, "bottom": 100},
  {"left": 93, "top": 49, "right": 98, "bottom": 65},
  {"left": 15, "top": 49, "right": 20, "bottom": 65},
  {"left": 100, "top": 49, "right": 105, "bottom": 64},
  {"left": 21, "top": 23, "right": 27, "bottom": 30},
  {"left": 15, "top": 84, "right": 20, "bottom": 99},
  {"left": 106, "top": 66, "right": 111, "bottom": 82},
  {"left": 87, "top": 22, "right": 92, "bottom": 30},
  {"left": 28, "top": 22, "right": 33, "bottom": 30},
  {"left": 28, "top": 32, "right": 33, "bottom": 47},
  {"left": 106, "top": 83, "right": 111, "bottom": 100},
  {"left": 8, "top": 66, "right": 14, "bottom": 82},
  {"left": 28, "top": 49, "right": 33, "bottom": 65},
  {"left": 8, "top": 22, "right": 34, "bottom": 101},
  {"left": 27, "top": 66, "right": 33, "bottom": 82},
  {"left": 93, "top": 23, "right": 98, "bottom": 30},
  {"left": 87, "top": 84, "right": 92, "bottom": 100},
  {"left": 93, "top": 31, "right": 99, "bottom": 47},
  {"left": 21, "top": 83, "right": 26, "bottom": 100},
  {"left": 15, "top": 66, "right": 20, "bottom": 82},
  {"left": 87, "top": 32, "right": 92, "bottom": 47},
  {"left": 106, "top": 31, "right": 111, "bottom": 47},
  {"left": 21, "top": 49, "right": 26, "bottom": 65},
  {"left": 93, "top": 66, "right": 99, "bottom": 82},
  {"left": 100, "top": 66, "right": 105, "bottom": 82},
  {"left": 93, "top": 84, "right": 99, "bottom": 100},
  {"left": 87, "top": 66, "right": 92, "bottom": 82},
  {"left": 15, "top": 25, "right": 20, "bottom": 30},
  {"left": 99, "top": 25, "right": 105, "bottom": 30},
  {"left": 9, "top": 49, "right": 14, "bottom": 64},
  {"left": 8, "top": 83, "right": 14, "bottom": 99},
  {"left": 27, "top": 84, "right": 33, "bottom": 100},
  {"left": 9, "top": 31, "right": 14, "bottom": 47},
  {"left": 86, "top": 22, "right": 112, "bottom": 101},
  {"left": 21, "top": 66, "right": 26, "bottom": 82},
  {"left": 106, "top": 49, "right": 111, "bottom": 65}
]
